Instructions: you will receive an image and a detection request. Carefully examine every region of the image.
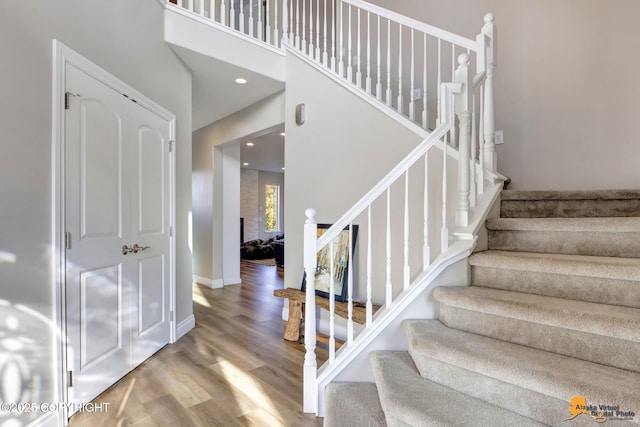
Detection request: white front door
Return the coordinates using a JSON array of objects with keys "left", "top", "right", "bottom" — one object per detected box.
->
[{"left": 64, "top": 63, "right": 171, "bottom": 405}]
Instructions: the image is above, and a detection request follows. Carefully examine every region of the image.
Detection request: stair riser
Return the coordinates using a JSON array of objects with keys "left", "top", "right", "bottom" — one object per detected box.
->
[
  {"left": 407, "top": 354, "right": 597, "bottom": 427},
  {"left": 471, "top": 266, "right": 640, "bottom": 309},
  {"left": 501, "top": 199, "right": 640, "bottom": 218},
  {"left": 438, "top": 306, "right": 640, "bottom": 373},
  {"left": 488, "top": 230, "right": 640, "bottom": 257}
]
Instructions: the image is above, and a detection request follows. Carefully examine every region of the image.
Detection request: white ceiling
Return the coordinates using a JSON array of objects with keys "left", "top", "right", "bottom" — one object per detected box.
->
[
  {"left": 240, "top": 128, "right": 285, "bottom": 174},
  {"left": 169, "top": 44, "right": 285, "bottom": 132},
  {"left": 169, "top": 44, "right": 285, "bottom": 173}
]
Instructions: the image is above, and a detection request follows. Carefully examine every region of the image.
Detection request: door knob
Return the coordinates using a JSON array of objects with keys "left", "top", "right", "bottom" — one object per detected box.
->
[
  {"left": 132, "top": 244, "right": 150, "bottom": 253},
  {"left": 122, "top": 245, "right": 134, "bottom": 255}
]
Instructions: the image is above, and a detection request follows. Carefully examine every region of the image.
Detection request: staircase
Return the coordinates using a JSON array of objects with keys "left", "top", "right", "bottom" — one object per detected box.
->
[{"left": 325, "top": 190, "right": 640, "bottom": 426}]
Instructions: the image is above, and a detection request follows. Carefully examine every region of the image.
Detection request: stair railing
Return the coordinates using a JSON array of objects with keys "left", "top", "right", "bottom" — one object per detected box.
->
[
  {"left": 301, "top": 11, "right": 497, "bottom": 414},
  {"left": 165, "top": 0, "right": 497, "bottom": 173}
]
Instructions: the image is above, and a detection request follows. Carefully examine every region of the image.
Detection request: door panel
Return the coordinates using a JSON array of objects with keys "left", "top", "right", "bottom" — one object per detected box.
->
[
  {"left": 80, "top": 100, "right": 122, "bottom": 238},
  {"left": 79, "top": 265, "right": 123, "bottom": 370},
  {"left": 137, "top": 255, "right": 165, "bottom": 334},
  {"left": 138, "top": 127, "right": 165, "bottom": 235}
]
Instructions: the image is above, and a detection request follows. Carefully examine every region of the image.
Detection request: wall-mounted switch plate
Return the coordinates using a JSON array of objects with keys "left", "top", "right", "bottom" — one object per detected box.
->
[
  {"left": 412, "top": 88, "right": 422, "bottom": 101},
  {"left": 495, "top": 130, "right": 504, "bottom": 144}
]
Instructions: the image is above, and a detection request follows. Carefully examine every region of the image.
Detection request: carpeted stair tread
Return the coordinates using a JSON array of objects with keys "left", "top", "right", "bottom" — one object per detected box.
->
[
  {"left": 469, "top": 251, "right": 640, "bottom": 308},
  {"left": 433, "top": 286, "right": 640, "bottom": 341},
  {"left": 486, "top": 217, "right": 640, "bottom": 232},
  {"left": 324, "top": 382, "right": 387, "bottom": 427},
  {"left": 501, "top": 189, "right": 640, "bottom": 201},
  {"left": 433, "top": 286, "right": 640, "bottom": 371},
  {"left": 470, "top": 250, "right": 640, "bottom": 279},
  {"left": 369, "top": 351, "right": 544, "bottom": 427},
  {"left": 486, "top": 217, "right": 640, "bottom": 257},
  {"left": 500, "top": 190, "right": 640, "bottom": 218},
  {"left": 404, "top": 320, "right": 640, "bottom": 425}
]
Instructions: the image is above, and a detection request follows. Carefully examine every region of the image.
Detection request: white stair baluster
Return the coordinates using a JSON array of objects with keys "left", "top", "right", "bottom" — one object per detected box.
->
[
  {"left": 257, "top": 0, "right": 263, "bottom": 41},
  {"left": 239, "top": 0, "right": 245, "bottom": 33},
  {"left": 198, "top": 0, "right": 204, "bottom": 16},
  {"left": 356, "top": 8, "right": 362, "bottom": 88},
  {"left": 211, "top": 0, "right": 216, "bottom": 22},
  {"left": 295, "top": 0, "right": 300, "bottom": 49},
  {"left": 329, "top": 239, "right": 336, "bottom": 362},
  {"left": 385, "top": 188, "right": 392, "bottom": 307},
  {"left": 315, "top": 0, "right": 321, "bottom": 60},
  {"left": 409, "top": 28, "right": 415, "bottom": 121},
  {"left": 331, "top": 0, "right": 336, "bottom": 71},
  {"left": 397, "top": 24, "right": 403, "bottom": 115},
  {"left": 323, "top": 0, "right": 328, "bottom": 66},
  {"left": 266, "top": 0, "right": 272, "bottom": 44},
  {"left": 280, "top": 0, "right": 287, "bottom": 45},
  {"left": 483, "top": 13, "right": 497, "bottom": 172},
  {"left": 231, "top": 1, "right": 237, "bottom": 28},
  {"left": 339, "top": 2, "right": 345, "bottom": 76},
  {"left": 376, "top": 15, "right": 382, "bottom": 101},
  {"left": 386, "top": 19, "right": 392, "bottom": 107},
  {"left": 423, "top": 152, "right": 430, "bottom": 269},
  {"left": 366, "top": 205, "right": 373, "bottom": 326},
  {"left": 422, "top": 33, "right": 428, "bottom": 129},
  {"left": 347, "top": 5, "right": 353, "bottom": 82},
  {"left": 220, "top": 0, "right": 226, "bottom": 25},
  {"left": 403, "top": 171, "right": 410, "bottom": 290},
  {"left": 188, "top": 0, "right": 194, "bottom": 12},
  {"left": 470, "top": 90, "right": 477, "bottom": 208},
  {"left": 347, "top": 223, "right": 354, "bottom": 344},
  {"left": 366, "top": 12, "right": 372, "bottom": 94},
  {"left": 301, "top": 0, "right": 306, "bottom": 52},
  {"left": 435, "top": 38, "right": 442, "bottom": 125},
  {"left": 302, "top": 208, "right": 317, "bottom": 414},
  {"left": 478, "top": 89, "right": 485, "bottom": 195},
  {"left": 309, "top": 0, "right": 314, "bottom": 57}
]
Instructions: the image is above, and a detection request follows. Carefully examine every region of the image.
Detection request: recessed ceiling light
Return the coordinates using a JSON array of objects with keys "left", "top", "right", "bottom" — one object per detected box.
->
[
  {"left": 279, "top": 132, "right": 286, "bottom": 136},
  {"left": 246, "top": 142, "right": 254, "bottom": 146},
  {"left": 243, "top": 162, "right": 249, "bottom": 166},
  {"left": 235, "top": 78, "right": 247, "bottom": 84}
]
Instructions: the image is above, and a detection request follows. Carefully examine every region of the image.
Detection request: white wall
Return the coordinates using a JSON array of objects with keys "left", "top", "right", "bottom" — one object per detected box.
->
[
  {"left": 0, "top": 0, "right": 192, "bottom": 422},
  {"left": 284, "top": 51, "right": 425, "bottom": 293},
  {"left": 369, "top": 0, "right": 640, "bottom": 191},
  {"left": 192, "top": 92, "right": 285, "bottom": 281}
]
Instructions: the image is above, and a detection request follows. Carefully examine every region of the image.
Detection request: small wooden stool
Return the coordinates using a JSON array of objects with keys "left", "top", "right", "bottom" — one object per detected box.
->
[{"left": 273, "top": 288, "right": 380, "bottom": 343}]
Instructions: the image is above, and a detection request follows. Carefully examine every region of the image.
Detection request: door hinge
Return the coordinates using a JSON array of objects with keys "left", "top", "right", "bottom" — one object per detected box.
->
[
  {"left": 65, "top": 92, "right": 80, "bottom": 110},
  {"left": 169, "top": 226, "right": 173, "bottom": 237},
  {"left": 65, "top": 231, "right": 71, "bottom": 250},
  {"left": 169, "top": 140, "right": 174, "bottom": 153},
  {"left": 67, "top": 370, "right": 73, "bottom": 388},
  {"left": 169, "top": 311, "right": 174, "bottom": 322}
]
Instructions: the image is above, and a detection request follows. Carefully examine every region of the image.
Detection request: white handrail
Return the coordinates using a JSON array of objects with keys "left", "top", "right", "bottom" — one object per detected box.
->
[{"left": 341, "top": 0, "right": 476, "bottom": 50}]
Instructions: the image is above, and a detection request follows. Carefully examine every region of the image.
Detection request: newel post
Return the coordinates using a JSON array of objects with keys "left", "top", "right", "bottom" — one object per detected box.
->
[
  {"left": 303, "top": 208, "right": 318, "bottom": 414},
  {"left": 481, "top": 12, "right": 497, "bottom": 172},
  {"left": 455, "top": 53, "right": 472, "bottom": 227}
]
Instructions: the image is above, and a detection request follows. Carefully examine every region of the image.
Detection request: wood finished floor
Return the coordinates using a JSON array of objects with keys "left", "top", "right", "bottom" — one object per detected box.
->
[{"left": 70, "top": 262, "right": 327, "bottom": 427}]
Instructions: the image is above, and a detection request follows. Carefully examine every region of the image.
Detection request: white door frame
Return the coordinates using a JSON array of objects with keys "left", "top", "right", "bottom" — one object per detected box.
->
[{"left": 51, "top": 40, "right": 177, "bottom": 426}]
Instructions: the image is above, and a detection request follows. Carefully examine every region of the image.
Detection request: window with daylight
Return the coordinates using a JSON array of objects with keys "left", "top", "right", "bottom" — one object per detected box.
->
[{"left": 265, "top": 184, "right": 280, "bottom": 232}]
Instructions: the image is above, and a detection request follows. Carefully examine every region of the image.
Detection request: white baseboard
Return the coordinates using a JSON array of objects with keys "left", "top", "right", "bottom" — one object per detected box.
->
[
  {"left": 224, "top": 277, "right": 242, "bottom": 286},
  {"left": 193, "top": 275, "right": 223, "bottom": 289},
  {"left": 176, "top": 314, "right": 195, "bottom": 340}
]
